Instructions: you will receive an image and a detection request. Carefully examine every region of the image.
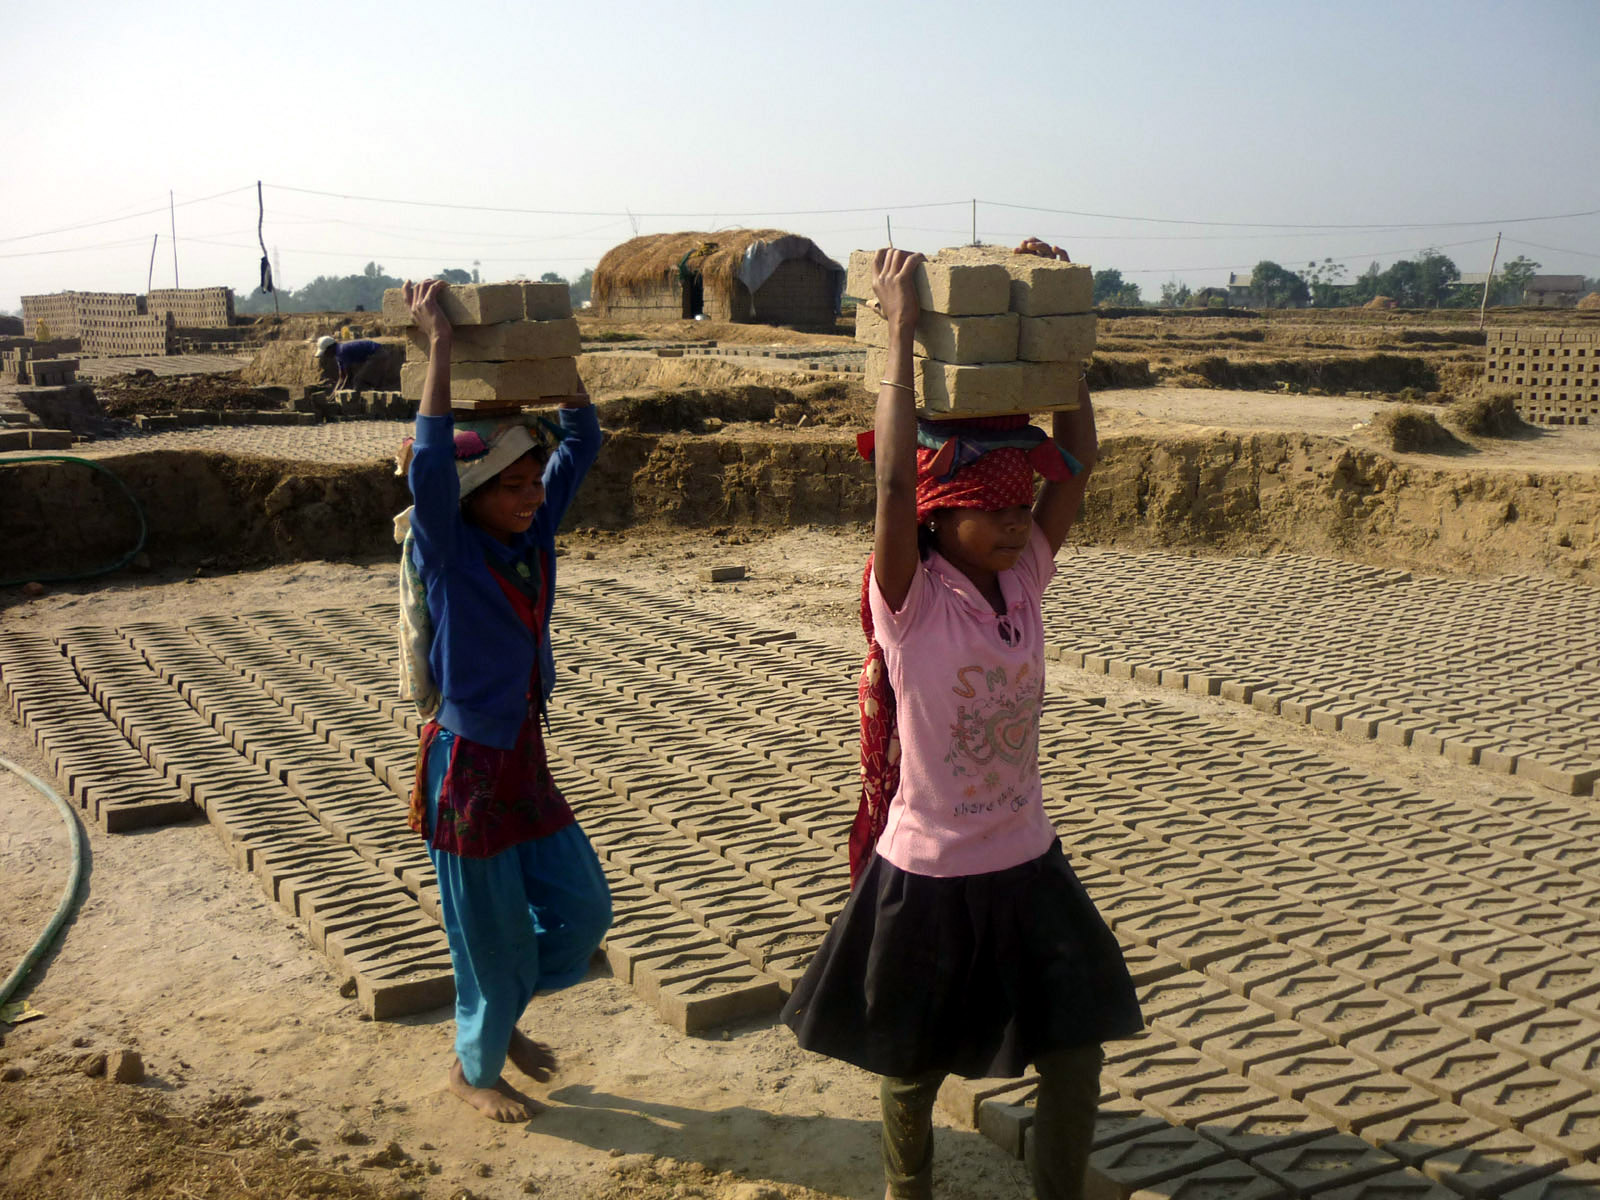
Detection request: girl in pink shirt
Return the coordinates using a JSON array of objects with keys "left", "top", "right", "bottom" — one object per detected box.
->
[{"left": 783, "top": 247, "right": 1141, "bottom": 1200}]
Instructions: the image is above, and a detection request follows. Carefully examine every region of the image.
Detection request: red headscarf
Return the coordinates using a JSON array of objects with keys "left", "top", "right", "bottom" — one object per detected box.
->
[{"left": 848, "top": 431, "right": 1040, "bottom": 882}]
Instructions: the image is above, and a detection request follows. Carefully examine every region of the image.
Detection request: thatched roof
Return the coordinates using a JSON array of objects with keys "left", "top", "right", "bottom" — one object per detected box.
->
[{"left": 594, "top": 229, "right": 817, "bottom": 303}]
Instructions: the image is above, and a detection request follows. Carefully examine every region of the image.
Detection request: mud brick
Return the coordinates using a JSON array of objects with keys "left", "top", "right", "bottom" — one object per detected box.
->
[
  {"left": 1334, "top": 945, "right": 1442, "bottom": 993},
  {"left": 1117, "top": 946, "right": 1184, "bottom": 989},
  {"left": 1112, "top": 903, "right": 1217, "bottom": 949},
  {"left": 1502, "top": 1163, "right": 1600, "bottom": 1199},
  {"left": 382, "top": 283, "right": 525, "bottom": 326},
  {"left": 978, "top": 1096, "right": 1055, "bottom": 1165},
  {"left": 1547, "top": 1038, "right": 1600, "bottom": 1089},
  {"left": 1301, "top": 1077, "right": 1439, "bottom": 1134},
  {"left": 1316, "top": 1170, "right": 1461, "bottom": 1200},
  {"left": 1248, "top": 1046, "right": 1381, "bottom": 1102},
  {"left": 1194, "top": 1097, "right": 1337, "bottom": 1159},
  {"left": 1421, "top": 1130, "right": 1567, "bottom": 1197},
  {"left": 1086, "top": 1126, "right": 1229, "bottom": 1198},
  {"left": 1017, "top": 313, "right": 1096, "bottom": 363},
  {"left": 937, "top": 1073, "right": 1039, "bottom": 1127},
  {"left": 1515, "top": 755, "right": 1600, "bottom": 796},
  {"left": 635, "top": 952, "right": 782, "bottom": 1034},
  {"left": 351, "top": 954, "right": 454, "bottom": 1019},
  {"left": 854, "top": 303, "right": 1019, "bottom": 364},
  {"left": 1152, "top": 995, "right": 1277, "bottom": 1048},
  {"left": 724, "top": 920, "right": 825, "bottom": 968},
  {"left": 1285, "top": 922, "right": 1392, "bottom": 967},
  {"left": 1254, "top": 1134, "right": 1404, "bottom": 1196},
  {"left": 1402, "top": 1042, "right": 1529, "bottom": 1105},
  {"left": 85, "top": 783, "right": 195, "bottom": 832},
  {"left": 303, "top": 890, "right": 421, "bottom": 949},
  {"left": 1088, "top": 1090, "right": 1171, "bottom": 1149},
  {"left": 1143, "top": 1076, "right": 1281, "bottom": 1129},
  {"left": 398, "top": 357, "right": 579, "bottom": 402},
  {"left": 1490, "top": 1011, "right": 1600, "bottom": 1068},
  {"left": 653, "top": 869, "right": 759, "bottom": 907},
  {"left": 325, "top": 920, "right": 448, "bottom": 973},
  {"left": 1105, "top": 1042, "right": 1228, "bottom": 1098},
  {"left": 1363, "top": 1103, "right": 1498, "bottom": 1168},
  {"left": 1505, "top": 956, "right": 1600, "bottom": 1007},
  {"left": 1195, "top": 888, "right": 1299, "bottom": 925},
  {"left": 848, "top": 249, "right": 1010, "bottom": 316},
  {"left": 1348, "top": 1017, "right": 1470, "bottom": 1076},
  {"left": 1407, "top": 920, "right": 1517, "bottom": 967},
  {"left": 1431, "top": 992, "right": 1547, "bottom": 1040},
  {"left": 1207, "top": 1021, "right": 1332, "bottom": 1074},
  {"left": 404, "top": 317, "right": 580, "bottom": 362},
  {"left": 1297, "top": 993, "right": 1415, "bottom": 1044},
  {"left": 1252, "top": 967, "right": 1365, "bottom": 1021},
  {"left": 1457, "top": 937, "right": 1569, "bottom": 989},
  {"left": 1125, "top": 1159, "right": 1292, "bottom": 1200},
  {"left": 1137, "top": 975, "right": 1230, "bottom": 1022},
  {"left": 863, "top": 347, "right": 1079, "bottom": 416},
  {"left": 276, "top": 860, "right": 390, "bottom": 916},
  {"left": 603, "top": 922, "right": 720, "bottom": 984}
]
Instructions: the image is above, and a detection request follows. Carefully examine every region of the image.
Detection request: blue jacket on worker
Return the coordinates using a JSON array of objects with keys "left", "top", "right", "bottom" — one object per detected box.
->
[{"left": 406, "top": 404, "right": 602, "bottom": 748}]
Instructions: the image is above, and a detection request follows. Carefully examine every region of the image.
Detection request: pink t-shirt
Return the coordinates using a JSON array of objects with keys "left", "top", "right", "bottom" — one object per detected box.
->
[{"left": 868, "top": 522, "right": 1059, "bottom": 878}]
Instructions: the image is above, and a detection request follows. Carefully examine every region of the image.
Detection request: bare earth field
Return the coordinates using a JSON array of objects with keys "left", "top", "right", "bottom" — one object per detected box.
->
[{"left": 3, "top": 307, "right": 1600, "bottom": 1200}]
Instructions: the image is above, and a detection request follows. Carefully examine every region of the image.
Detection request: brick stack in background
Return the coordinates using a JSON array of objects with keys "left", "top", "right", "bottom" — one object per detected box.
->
[
  {"left": 385, "top": 282, "right": 581, "bottom": 414},
  {"left": 851, "top": 246, "right": 1093, "bottom": 416}
]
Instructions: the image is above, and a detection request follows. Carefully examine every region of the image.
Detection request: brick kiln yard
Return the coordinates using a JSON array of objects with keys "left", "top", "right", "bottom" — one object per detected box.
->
[{"left": 3, "top": 311, "right": 1600, "bottom": 1200}]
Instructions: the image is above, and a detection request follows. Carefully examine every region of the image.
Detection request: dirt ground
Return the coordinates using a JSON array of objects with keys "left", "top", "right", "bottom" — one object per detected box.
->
[{"left": 6, "top": 520, "right": 1589, "bottom": 1199}]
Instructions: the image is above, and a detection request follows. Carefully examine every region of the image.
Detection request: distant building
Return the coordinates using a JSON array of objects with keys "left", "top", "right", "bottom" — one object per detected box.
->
[
  {"left": 1226, "top": 272, "right": 1253, "bottom": 306},
  {"left": 1524, "top": 275, "right": 1586, "bottom": 308}
]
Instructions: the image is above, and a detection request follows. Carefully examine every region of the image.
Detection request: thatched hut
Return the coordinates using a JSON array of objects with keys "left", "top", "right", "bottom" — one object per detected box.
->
[{"left": 593, "top": 230, "right": 844, "bottom": 327}]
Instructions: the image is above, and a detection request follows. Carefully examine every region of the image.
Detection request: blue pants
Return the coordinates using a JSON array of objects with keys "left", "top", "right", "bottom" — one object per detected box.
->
[{"left": 425, "top": 731, "right": 612, "bottom": 1088}]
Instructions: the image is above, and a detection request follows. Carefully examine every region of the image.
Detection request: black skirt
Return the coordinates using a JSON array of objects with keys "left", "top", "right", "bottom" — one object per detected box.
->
[{"left": 781, "top": 840, "right": 1143, "bottom": 1080}]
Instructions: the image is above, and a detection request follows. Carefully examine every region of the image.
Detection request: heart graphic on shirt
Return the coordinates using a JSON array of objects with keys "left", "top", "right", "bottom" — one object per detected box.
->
[{"left": 984, "top": 702, "right": 1035, "bottom": 766}]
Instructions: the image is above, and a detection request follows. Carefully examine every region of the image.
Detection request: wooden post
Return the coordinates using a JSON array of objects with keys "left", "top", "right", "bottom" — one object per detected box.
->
[
  {"left": 886, "top": 215, "right": 893, "bottom": 248},
  {"left": 169, "top": 190, "right": 179, "bottom": 288},
  {"left": 1479, "top": 232, "right": 1501, "bottom": 332},
  {"left": 147, "top": 234, "right": 158, "bottom": 295}
]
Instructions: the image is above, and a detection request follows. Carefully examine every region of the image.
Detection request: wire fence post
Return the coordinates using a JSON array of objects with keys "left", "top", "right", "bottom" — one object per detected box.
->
[{"left": 1479, "top": 231, "right": 1501, "bottom": 332}]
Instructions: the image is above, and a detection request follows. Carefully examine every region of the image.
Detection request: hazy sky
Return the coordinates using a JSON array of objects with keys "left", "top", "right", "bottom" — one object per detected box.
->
[{"left": 4, "top": 0, "right": 1596, "bottom": 309}]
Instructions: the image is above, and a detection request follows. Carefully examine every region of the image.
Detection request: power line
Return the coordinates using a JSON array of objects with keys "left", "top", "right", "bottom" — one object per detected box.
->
[
  {"left": 1503, "top": 238, "right": 1600, "bottom": 262},
  {"left": 265, "top": 184, "right": 972, "bottom": 219},
  {"left": 0, "top": 185, "right": 256, "bottom": 246},
  {"left": 981, "top": 199, "right": 1600, "bottom": 231}
]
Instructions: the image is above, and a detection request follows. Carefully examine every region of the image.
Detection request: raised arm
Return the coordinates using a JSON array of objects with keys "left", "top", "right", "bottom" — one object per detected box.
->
[
  {"left": 870, "top": 248, "right": 926, "bottom": 611},
  {"left": 1032, "top": 376, "right": 1099, "bottom": 555},
  {"left": 406, "top": 279, "right": 453, "bottom": 416}
]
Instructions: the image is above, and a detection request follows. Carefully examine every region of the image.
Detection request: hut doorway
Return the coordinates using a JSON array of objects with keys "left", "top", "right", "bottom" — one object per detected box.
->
[{"left": 681, "top": 271, "right": 704, "bottom": 319}]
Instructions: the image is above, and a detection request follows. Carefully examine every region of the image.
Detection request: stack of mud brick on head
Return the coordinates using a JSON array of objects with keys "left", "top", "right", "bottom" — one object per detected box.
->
[
  {"left": 386, "top": 281, "right": 580, "bottom": 415},
  {"left": 852, "top": 246, "right": 1094, "bottom": 417}
]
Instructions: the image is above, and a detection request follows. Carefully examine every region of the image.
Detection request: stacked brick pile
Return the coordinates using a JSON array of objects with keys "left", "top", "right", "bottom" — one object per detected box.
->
[
  {"left": 384, "top": 282, "right": 580, "bottom": 413},
  {"left": 1485, "top": 327, "right": 1599, "bottom": 427},
  {"left": 851, "top": 246, "right": 1093, "bottom": 416},
  {"left": 1, "top": 341, "right": 80, "bottom": 386}
]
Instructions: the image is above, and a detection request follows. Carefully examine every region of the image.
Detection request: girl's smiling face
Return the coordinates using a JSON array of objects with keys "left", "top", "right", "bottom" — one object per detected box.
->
[{"left": 464, "top": 451, "right": 546, "bottom": 542}]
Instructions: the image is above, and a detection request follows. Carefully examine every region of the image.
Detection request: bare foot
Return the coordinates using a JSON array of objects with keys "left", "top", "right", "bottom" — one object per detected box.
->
[
  {"left": 447, "top": 1059, "right": 543, "bottom": 1122},
  {"left": 507, "top": 1029, "right": 557, "bottom": 1083}
]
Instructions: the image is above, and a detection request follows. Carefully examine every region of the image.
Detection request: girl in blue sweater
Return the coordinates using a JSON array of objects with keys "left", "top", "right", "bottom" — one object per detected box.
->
[{"left": 399, "top": 278, "right": 611, "bottom": 1122}]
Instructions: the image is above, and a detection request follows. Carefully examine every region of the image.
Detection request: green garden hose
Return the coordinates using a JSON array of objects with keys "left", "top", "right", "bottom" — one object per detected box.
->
[
  {"left": 0, "top": 756, "right": 86, "bottom": 1012},
  {"left": 0, "top": 455, "right": 148, "bottom": 587}
]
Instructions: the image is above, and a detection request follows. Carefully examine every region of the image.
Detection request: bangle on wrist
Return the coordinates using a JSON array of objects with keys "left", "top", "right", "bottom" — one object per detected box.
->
[{"left": 879, "top": 378, "right": 915, "bottom": 395}]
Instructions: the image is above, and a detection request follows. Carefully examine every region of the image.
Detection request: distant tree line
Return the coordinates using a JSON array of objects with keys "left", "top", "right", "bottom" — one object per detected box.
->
[{"left": 236, "top": 262, "right": 594, "bottom": 314}]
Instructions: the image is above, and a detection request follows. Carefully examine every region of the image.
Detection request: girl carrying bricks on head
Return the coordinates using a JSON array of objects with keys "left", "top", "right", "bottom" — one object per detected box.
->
[
  {"left": 394, "top": 278, "right": 611, "bottom": 1122},
  {"left": 782, "top": 248, "right": 1142, "bottom": 1200}
]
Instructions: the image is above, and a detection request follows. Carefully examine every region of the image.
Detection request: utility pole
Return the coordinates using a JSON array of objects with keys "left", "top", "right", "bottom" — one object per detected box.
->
[
  {"left": 886, "top": 215, "right": 893, "bottom": 248},
  {"left": 971, "top": 198, "right": 977, "bottom": 245},
  {"left": 169, "top": 190, "right": 179, "bottom": 288},
  {"left": 147, "top": 234, "right": 159, "bottom": 295},
  {"left": 1479, "top": 231, "right": 1502, "bottom": 332}
]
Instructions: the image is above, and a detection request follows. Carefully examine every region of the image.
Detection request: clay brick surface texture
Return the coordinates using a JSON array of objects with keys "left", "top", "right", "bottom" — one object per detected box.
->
[
  {"left": 7, "top": 546, "right": 1600, "bottom": 1185},
  {"left": 404, "top": 318, "right": 581, "bottom": 363},
  {"left": 381, "top": 282, "right": 532, "bottom": 327},
  {"left": 399, "top": 357, "right": 579, "bottom": 402}
]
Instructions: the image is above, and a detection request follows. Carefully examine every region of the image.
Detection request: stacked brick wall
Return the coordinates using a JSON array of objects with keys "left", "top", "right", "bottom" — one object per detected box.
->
[
  {"left": 81, "top": 311, "right": 173, "bottom": 358},
  {"left": 20, "top": 293, "right": 83, "bottom": 339},
  {"left": 147, "top": 287, "right": 235, "bottom": 328},
  {"left": 1485, "top": 327, "right": 1600, "bottom": 426}
]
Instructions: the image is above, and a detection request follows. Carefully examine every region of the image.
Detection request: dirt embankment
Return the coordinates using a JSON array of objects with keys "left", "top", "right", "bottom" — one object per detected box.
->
[{"left": 5, "top": 424, "right": 1590, "bottom": 586}]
